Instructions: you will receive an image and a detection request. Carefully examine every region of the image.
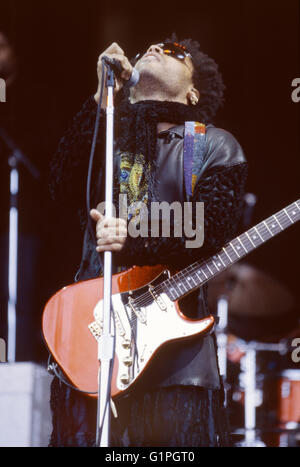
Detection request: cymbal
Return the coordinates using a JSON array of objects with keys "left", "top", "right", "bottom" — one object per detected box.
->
[{"left": 207, "top": 262, "right": 295, "bottom": 317}]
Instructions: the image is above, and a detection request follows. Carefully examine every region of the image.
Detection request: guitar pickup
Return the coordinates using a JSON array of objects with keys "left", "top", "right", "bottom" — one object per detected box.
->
[
  {"left": 148, "top": 285, "right": 167, "bottom": 311},
  {"left": 89, "top": 312, "right": 126, "bottom": 340},
  {"left": 128, "top": 297, "right": 146, "bottom": 324},
  {"left": 113, "top": 309, "right": 126, "bottom": 337}
]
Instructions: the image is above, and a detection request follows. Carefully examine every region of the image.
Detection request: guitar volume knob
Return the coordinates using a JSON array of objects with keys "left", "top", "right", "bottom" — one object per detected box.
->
[
  {"left": 120, "top": 374, "right": 130, "bottom": 385},
  {"left": 123, "top": 356, "right": 133, "bottom": 366},
  {"left": 122, "top": 339, "right": 131, "bottom": 349}
]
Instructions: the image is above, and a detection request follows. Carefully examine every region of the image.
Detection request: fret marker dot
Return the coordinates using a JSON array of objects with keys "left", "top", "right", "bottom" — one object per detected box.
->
[
  {"left": 292, "top": 211, "right": 296, "bottom": 215},
  {"left": 272, "top": 224, "right": 275, "bottom": 228}
]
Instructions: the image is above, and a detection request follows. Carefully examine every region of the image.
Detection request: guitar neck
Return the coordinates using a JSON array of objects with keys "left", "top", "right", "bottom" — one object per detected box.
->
[{"left": 161, "top": 199, "right": 300, "bottom": 301}]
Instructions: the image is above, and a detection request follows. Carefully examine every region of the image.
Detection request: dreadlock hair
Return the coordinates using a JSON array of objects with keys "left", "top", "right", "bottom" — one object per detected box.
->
[
  {"left": 113, "top": 34, "right": 225, "bottom": 177},
  {"left": 166, "top": 33, "right": 225, "bottom": 124},
  {"left": 116, "top": 33, "right": 225, "bottom": 125}
]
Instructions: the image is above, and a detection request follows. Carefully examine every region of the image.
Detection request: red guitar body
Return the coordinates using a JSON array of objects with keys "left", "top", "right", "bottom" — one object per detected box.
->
[{"left": 42, "top": 265, "right": 214, "bottom": 398}]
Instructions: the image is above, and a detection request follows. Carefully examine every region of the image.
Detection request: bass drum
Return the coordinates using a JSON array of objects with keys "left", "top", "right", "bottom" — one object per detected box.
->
[
  {"left": 225, "top": 338, "right": 300, "bottom": 446},
  {"left": 262, "top": 369, "right": 300, "bottom": 447},
  {"left": 278, "top": 369, "right": 300, "bottom": 424}
]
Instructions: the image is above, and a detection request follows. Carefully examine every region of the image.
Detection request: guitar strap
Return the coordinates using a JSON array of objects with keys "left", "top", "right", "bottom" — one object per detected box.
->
[{"left": 183, "top": 121, "right": 206, "bottom": 200}]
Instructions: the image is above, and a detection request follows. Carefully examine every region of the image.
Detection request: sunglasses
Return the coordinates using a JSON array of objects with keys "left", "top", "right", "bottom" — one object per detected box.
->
[{"left": 134, "top": 42, "right": 192, "bottom": 64}]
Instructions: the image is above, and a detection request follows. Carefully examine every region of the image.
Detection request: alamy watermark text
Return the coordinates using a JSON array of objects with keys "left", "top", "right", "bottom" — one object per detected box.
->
[
  {"left": 0, "top": 78, "right": 6, "bottom": 102},
  {"left": 291, "top": 78, "right": 300, "bottom": 103},
  {"left": 97, "top": 194, "right": 204, "bottom": 248},
  {"left": 0, "top": 338, "right": 6, "bottom": 362}
]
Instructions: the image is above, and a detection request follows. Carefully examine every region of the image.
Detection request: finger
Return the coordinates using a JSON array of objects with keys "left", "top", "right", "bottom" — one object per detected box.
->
[
  {"left": 99, "top": 52, "right": 132, "bottom": 80},
  {"left": 97, "top": 240, "right": 126, "bottom": 250},
  {"left": 104, "top": 42, "right": 125, "bottom": 56},
  {"left": 98, "top": 49, "right": 125, "bottom": 67},
  {"left": 96, "top": 226, "right": 127, "bottom": 241},
  {"left": 97, "top": 217, "right": 126, "bottom": 231},
  {"left": 106, "top": 53, "right": 132, "bottom": 78},
  {"left": 96, "top": 227, "right": 127, "bottom": 241},
  {"left": 97, "top": 232, "right": 127, "bottom": 245},
  {"left": 96, "top": 243, "right": 124, "bottom": 253},
  {"left": 97, "top": 44, "right": 124, "bottom": 66},
  {"left": 90, "top": 209, "right": 104, "bottom": 222}
]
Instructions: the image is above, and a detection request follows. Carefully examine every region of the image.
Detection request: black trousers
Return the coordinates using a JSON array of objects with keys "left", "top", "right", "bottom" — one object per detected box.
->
[{"left": 49, "top": 376, "right": 230, "bottom": 447}]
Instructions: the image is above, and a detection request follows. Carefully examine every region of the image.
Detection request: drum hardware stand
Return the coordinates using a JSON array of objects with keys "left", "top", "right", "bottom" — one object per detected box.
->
[
  {"left": 0, "top": 128, "right": 40, "bottom": 363},
  {"left": 239, "top": 341, "right": 288, "bottom": 447},
  {"left": 239, "top": 343, "right": 265, "bottom": 447},
  {"left": 278, "top": 423, "right": 300, "bottom": 447},
  {"left": 216, "top": 295, "right": 230, "bottom": 406}
]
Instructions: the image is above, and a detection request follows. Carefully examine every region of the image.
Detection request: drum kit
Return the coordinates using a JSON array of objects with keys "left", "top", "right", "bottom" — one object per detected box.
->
[{"left": 209, "top": 262, "right": 300, "bottom": 447}]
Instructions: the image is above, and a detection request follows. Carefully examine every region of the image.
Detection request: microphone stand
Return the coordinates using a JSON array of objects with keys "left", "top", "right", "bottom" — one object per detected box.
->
[
  {"left": 96, "top": 64, "right": 116, "bottom": 447},
  {"left": 0, "top": 128, "right": 40, "bottom": 362}
]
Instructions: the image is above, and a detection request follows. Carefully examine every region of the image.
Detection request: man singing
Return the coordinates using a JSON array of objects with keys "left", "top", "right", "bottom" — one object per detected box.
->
[{"left": 49, "top": 36, "right": 247, "bottom": 447}]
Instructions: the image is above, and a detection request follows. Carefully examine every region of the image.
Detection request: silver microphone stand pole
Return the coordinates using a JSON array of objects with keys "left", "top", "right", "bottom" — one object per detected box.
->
[
  {"left": 0, "top": 128, "right": 39, "bottom": 363},
  {"left": 96, "top": 65, "right": 116, "bottom": 447}
]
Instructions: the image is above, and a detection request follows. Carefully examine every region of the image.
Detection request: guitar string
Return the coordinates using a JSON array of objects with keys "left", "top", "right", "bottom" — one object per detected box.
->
[
  {"left": 127, "top": 204, "right": 299, "bottom": 309},
  {"left": 130, "top": 206, "right": 299, "bottom": 308},
  {"left": 133, "top": 206, "right": 298, "bottom": 306},
  {"left": 130, "top": 226, "right": 295, "bottom": 310}
]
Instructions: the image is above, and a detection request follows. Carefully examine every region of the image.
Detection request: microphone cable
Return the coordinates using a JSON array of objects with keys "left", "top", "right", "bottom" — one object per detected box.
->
[{"left": 85, "top": 58, "right": 107, "bottom": 251}]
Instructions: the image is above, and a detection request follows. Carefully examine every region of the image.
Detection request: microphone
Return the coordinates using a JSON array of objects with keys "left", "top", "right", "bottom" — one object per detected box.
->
[{"left": 102, "top": 56, "right": 139, "bottom": 87}]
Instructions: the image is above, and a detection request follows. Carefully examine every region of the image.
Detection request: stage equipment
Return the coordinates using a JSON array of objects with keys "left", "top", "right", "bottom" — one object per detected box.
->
[{"left": 0, "top": 128, "right": 39, "bottom": 362}]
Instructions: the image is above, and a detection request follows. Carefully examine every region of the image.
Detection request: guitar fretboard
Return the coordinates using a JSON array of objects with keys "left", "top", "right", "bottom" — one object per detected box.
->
[{"left": 158, "top": 199, "right": 300, "bottom": 301}]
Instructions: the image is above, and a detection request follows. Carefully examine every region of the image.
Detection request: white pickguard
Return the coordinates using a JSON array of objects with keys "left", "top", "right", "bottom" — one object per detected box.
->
[{"left": 89, "top": 292, "right": 213, "bottom": 392}]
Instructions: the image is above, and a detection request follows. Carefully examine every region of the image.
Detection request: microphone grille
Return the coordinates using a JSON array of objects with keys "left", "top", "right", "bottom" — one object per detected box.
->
[{"left": 127, "top": 67, "right": 139, "bottom": 87}]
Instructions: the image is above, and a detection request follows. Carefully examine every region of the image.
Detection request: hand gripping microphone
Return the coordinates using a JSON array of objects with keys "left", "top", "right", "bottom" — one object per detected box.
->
[{"left": 102, "top": 56, "right": 139, "bottom": 87}]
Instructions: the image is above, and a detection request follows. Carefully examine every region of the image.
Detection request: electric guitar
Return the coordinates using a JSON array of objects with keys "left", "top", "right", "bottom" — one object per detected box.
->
[{"left": 42, "top": 199, "right": 300, "bottom": 398}]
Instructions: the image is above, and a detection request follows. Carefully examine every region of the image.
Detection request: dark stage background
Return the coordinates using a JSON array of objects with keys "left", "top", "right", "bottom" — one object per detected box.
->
[{"left": 0, "top": 0, "right": 299, "bottom": 362}]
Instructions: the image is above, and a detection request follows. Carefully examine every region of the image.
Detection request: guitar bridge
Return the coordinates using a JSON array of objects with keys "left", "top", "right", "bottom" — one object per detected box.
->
[
  {"left": 88, "top": 307, "right": 126, "bottom": 341},
  {"left": 88, "top": 320, "right": 102, "bottom": 340}
]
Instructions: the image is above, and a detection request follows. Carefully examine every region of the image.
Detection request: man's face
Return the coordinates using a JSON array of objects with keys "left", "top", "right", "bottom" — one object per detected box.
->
[
  {"left": 130, "top": 43, "right": 197, "bottom": 104},
  {"left": 135, "top": 43, "right": 193, "bottom": 74},
  {"left": 0, "top": 32, "right": 17, "bottom": 79}
]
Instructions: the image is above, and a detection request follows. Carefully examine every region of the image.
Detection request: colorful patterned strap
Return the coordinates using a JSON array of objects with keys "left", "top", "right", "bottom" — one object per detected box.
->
[{"left": 183, "top": 122, "right": 206, "bottom": 199}]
